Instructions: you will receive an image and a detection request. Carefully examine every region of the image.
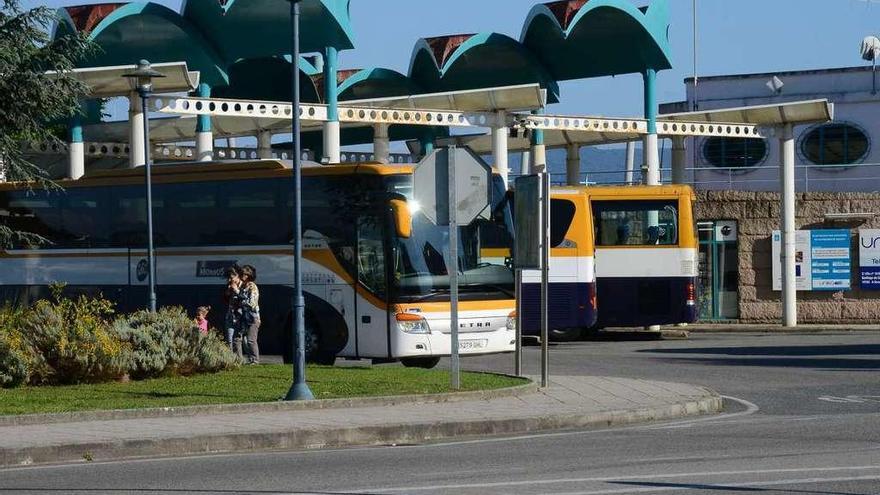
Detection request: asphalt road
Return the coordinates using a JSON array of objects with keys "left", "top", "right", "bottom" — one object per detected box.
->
[{"left": 1, "top": 331, "right": 878, "bottom": 495}]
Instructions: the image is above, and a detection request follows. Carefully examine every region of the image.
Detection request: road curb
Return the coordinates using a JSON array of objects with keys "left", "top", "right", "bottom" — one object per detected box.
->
[
  {"left": 674, "top": 325, "right": 880, "bottom": 333},
  {"left": 0, "top": 389, "right": 721, "bottom": 468},
  {"left": 0, "top": 378, "right": 537, "bottom": 427}
]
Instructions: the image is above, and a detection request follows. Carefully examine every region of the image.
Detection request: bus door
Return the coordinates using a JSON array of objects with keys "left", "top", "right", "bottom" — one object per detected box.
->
[{"left": 355, "top": 214, "right": 390, "bottom": 358}]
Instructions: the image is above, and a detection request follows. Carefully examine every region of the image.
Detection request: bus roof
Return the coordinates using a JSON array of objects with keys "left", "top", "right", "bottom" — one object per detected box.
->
[
  {"left": 0, "top": 160, "right": 418, "bottom": 191},
  {"left": 553, "top": 184, "right": 696, "bottom": 199}
]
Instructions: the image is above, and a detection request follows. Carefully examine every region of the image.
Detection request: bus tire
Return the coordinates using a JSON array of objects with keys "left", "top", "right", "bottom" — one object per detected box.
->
[
  {"left": 400, "top": 357, "right": 441, "bottom": 369},
  {"left": 549, "top": 328, "right": 582, "bottom": 342},
  {"left": 280, "top": 314, "right": 337, "bottom": 366}
]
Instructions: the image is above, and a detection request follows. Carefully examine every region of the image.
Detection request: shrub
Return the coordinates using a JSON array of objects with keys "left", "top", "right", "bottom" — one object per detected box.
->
[
  {"left": 0, "top": 306, "right": 44, "bottom": 388},
  {"left": 114, "top": 306, "right": 238, "bottom": 380},
  {"left": 18, "top": 288, "right": 129, "bottom": 385}
]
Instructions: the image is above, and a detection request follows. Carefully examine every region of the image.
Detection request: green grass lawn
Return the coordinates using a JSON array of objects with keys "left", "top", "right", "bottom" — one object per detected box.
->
[{"left": 0, "top": 365, "right": 527, "bottom": 416}]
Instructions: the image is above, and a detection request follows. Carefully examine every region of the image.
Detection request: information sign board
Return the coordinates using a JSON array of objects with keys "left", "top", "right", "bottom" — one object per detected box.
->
[
  {"left": 772, "top": 229, "right": 851, "bottom": 291},
  {"left": 859, "top": 229, "right": 880, "bottom": 289}
]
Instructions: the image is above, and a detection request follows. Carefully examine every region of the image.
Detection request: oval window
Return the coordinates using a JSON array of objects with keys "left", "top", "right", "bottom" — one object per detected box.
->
[
  {"left": 702, "top": 137, "right": 767, "bottom": 169},
  {"left": 801, "top": 123, "right": 869, "bottom": 166}
]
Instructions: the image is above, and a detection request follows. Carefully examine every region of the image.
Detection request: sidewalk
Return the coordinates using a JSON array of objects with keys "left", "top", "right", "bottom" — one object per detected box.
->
[{"left": 0, "top": 376, "right": 721, "bottom": 467}]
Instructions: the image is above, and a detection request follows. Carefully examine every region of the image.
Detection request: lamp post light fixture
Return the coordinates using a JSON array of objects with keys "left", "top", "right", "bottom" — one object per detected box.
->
[
  {"left": 285, "top": 0, "right": 314, "bottom": 401},
  {"left": 123, "top": 60, "right": 165, "bottom": 313}
]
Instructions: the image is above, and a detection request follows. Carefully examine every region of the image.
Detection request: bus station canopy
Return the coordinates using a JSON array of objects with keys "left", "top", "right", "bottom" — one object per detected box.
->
[
  {"left": 434, "top": 99, "right": 836, "bottom": 154},
  {"left": 53, "top": 0, "right": 671, "bottom": 111},
  {"left": 81, "top": 84, "right": 546, "bottom": 144}
]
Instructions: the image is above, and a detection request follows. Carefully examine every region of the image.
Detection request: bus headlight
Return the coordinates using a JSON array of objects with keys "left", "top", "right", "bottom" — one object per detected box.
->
[
  {"left": 396, "top": 313, "right": 430, "bottom": 334},
  {"left": 506, "top": 311, "right": 516, "bottom": 331}
]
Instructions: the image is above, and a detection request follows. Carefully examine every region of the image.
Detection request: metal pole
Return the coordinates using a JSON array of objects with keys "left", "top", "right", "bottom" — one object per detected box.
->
[
  {"left": 540, "top": 171, "right": 550, "bottom": 388},
  {"left": 514, "top": 269, "right": 523, "bottom": 377},
  {"left": 448, "top": 147, "right": 460, "bottom": 390},
  {"left": 140, "top": 91, "right": 156, "bottom": 313},
  {"left": 780, "top": 124, "right": 797, "bottom": 328},
  {"left": 693, "top": 0, "right": 699, "bottom": 110},
  {"left": 492, "top": 112, "right": 509, "bottom": 188},
  {"left": 286, "top": 0, "right": 314, "bottom": 401},
  {"left": 625, "top": 141, "right": 636, "bottom": 185}
]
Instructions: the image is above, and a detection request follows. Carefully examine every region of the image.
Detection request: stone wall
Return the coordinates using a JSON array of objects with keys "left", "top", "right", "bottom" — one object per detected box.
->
[{"left": 695, "top": 190, "right": 880, "bottom": 323}]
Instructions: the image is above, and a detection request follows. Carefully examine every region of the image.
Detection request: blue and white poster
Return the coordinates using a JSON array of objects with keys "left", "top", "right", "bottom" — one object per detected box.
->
[
  {"left": 859, "top": 230, "right": 880, "bottom": 290},
  {"left": 773, "top": 229, "right": 851, "bottom": 291}
]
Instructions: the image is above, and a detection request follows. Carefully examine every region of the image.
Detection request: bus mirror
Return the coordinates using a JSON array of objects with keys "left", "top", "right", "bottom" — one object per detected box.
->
[{"left": 389, "top": 199, "right": 412, "bottom": 239}]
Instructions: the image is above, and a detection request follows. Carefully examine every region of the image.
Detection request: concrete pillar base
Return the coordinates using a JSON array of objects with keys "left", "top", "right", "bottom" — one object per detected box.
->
[
  {"left": 374, "top": 124, "right": 390, "bottom": 164},
  {"left": 257, "top": 131, "right": 273, "bottom": 159},
  {"left": 68, "top": 141, "right": 85, "bottom": 179},
  {"left": 196, "top": 131, "right": 214, "bottom": 162},
  {"left": 324, "top": 120, "right": 341, "bottom": 164},
  {"left": 129, "top": 93, "right": 146, "bottom": 168}
]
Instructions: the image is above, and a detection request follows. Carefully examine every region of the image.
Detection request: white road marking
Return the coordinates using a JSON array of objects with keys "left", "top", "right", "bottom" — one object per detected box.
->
[
  {"left": 640, "top": 395, "right": 759, "bottom": 430},
  {"left": 361, "top": 464, "right": 880, "bottom": 493}
]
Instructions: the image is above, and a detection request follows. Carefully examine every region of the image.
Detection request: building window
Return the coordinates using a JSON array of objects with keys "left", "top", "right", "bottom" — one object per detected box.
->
[
  {"left": 800, "top": 122, "right": 869, "bottom": 166},
  {"left": 702, "top": 137, "right": 767, "bottom": 169}
]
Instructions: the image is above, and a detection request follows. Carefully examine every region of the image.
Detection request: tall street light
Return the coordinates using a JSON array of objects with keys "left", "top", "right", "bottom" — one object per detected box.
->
[
  {"left": 123, "top": 60, "right": 165, "bottom": 313},
  {"left": 285, "top": 0, "right": 314, "bottom": 401}
]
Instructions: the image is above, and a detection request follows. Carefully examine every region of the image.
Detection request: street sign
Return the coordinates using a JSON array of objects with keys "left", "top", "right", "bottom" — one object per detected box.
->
[
  {"left": 514, "top": 174, "right": 541, "bottom": 269},
  {"left": 413, "top": 147, "right": 491, "bottom": 226}
]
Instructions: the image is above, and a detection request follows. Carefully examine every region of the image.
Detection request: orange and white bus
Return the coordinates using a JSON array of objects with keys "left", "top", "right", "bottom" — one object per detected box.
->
[{"left": 0, "top": 160, "right": 516, "bottom": 368}]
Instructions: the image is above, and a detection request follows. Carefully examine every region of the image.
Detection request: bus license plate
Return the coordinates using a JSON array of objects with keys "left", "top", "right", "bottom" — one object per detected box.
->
[{"left": 459, "top": 339, "right": 488, "bottom": 351}]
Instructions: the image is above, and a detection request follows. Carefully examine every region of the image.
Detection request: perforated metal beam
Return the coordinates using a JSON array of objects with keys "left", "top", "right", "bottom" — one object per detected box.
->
[
  {"left": 153, "top": 97, "right": 505, "bottom": 128},
  {"left": 516, "top": 114, "right": 765, "bottom": 138}
]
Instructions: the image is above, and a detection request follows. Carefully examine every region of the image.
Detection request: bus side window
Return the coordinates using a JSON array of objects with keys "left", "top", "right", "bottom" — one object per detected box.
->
[
  {"left": 550, "top": 199, "right": 576, "bottom": 248},
  {"left": 61, "top": 188, "right": 110, "bottom": 248},
  {"left": 592, "top": 200, "right": 679, "bottom": 246}
]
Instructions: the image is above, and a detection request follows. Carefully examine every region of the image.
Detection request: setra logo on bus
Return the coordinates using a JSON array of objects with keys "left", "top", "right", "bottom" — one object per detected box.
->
[{"left": 196, "top": 260, "right": 238, "bottom": 278}]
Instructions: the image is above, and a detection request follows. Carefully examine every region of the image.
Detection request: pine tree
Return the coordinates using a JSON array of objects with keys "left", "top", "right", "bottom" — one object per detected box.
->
[{"left": 0, "top": 0, "right": 92, "bottom": 248}]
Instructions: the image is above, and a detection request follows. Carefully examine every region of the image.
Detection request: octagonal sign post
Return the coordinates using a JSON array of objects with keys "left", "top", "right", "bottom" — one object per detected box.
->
[{"left": 414, "top": 146, "right": 491, "bottom": 389}]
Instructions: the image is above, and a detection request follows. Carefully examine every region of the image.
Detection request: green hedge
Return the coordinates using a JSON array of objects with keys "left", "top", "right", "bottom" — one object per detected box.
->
[{"left": 0, "top": 287, "right": 238, "bottom": 388}]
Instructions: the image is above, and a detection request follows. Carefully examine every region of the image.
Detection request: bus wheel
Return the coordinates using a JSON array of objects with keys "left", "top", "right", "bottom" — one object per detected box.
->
[
  {"left": 305, "top": 320, "right": 337, "bottom": 366},
  {"left": 400, "top": 357, "right": 441, "bottom": 369},
  {"left": 549, "top": 328, "right": 582, "bottom": 342}
]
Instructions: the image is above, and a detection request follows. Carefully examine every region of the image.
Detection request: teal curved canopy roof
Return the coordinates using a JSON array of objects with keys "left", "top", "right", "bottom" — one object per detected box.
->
[
  {"left": 55, "top": 2, "right": 228, "bottom": 86},
  {"left": 54, "top": 0, "right": 354, "bottom": 88},
  {"left": 521, "top": 0, "right": 671, "bottom": 79},
  {"left": 409, "top": 33, "right": 560, "bottom": 104},
  {"left": 212, "top": 57, "right": 321, "bottom": 103},
  {"left": 181, "top": 0, "right": 353, "bottom": 61},
  {"left": 337, "top": 68, "right": 423, "bottom": 101}
]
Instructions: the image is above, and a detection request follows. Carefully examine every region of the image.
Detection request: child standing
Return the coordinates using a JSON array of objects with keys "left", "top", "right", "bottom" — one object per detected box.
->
[{"left": 194, "top": 306, "right": 211, "bottom": 336}]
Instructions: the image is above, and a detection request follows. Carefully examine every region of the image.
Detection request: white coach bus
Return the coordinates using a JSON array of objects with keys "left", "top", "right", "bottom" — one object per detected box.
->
[{"left": 0, "top": 160, "right": 516, "bottom": 368}]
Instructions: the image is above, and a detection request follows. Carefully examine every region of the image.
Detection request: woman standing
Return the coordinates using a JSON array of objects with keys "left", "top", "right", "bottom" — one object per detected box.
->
[
  {"left": 223, "top": 265, "right": 243, "bottom": 354},
  {"left": 235, "top": 264, "right": 261, "bottom": 364}
]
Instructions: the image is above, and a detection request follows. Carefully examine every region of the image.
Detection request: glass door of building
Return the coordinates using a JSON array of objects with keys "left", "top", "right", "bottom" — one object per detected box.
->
[{"left": 698, "top": 220, "right": 740, "bottom": 321}]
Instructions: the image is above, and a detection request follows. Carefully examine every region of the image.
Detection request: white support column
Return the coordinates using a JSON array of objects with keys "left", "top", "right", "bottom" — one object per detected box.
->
[
  {"left": 128, "top": 92, "right": 145, "bottom": 168},
  {"left": 643, "top": 133, "right": 660, "bottom": 185},
  {"left": 195, "top": 83, "right": 213, "bottom": 162},
  {"left": 492, "top": 110, "right": 509, "bottom": 188},
  {"left": 780, "top": 124, "right": 797, "bottom": 327},
  {"left": 257, "top": 131, "right": 273, "bottom": 159},
  {"left": 68, "top": 114, "right": 85, "bottom": 180},
  {"left": 625, "top": 141, "right": 636, "bottom": 185},
  {"left": 565, "top": 143, "right": 581, "bottom": 185},
  {"left": 373, "top": 123, "right": 390, "bottom": 164},
  {"left": 519, "top": 151, "right": 531, "bottom": 175},
  {"left": 323, "top": 46, "right": 341, "bottom": 164},
  {"left": 671, "top": 136, "right": 687, "bottom": 184}
]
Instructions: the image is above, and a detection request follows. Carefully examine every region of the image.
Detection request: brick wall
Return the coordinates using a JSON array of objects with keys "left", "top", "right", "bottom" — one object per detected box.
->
[{"left": 695, "top": 190, "right": 880, "bottom": 323}]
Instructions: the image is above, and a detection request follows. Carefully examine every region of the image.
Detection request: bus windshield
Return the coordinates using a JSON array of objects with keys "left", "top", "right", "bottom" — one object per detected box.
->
[{"left": 386, "top": 175, "right": 514, "bottom": 302}]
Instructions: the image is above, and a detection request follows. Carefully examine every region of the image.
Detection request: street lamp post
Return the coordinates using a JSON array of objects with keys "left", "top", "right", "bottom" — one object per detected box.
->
[
  {"left": 123, "top": 60, "right": 165, "bottom": 313},
  {"left": 285, "top": 0, "right": 314, "bottom": 401}
]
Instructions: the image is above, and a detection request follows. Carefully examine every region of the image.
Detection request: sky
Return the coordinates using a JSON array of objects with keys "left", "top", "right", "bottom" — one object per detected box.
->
[{"left": 27, "top": 0, "right": 880, "bottom": 119}]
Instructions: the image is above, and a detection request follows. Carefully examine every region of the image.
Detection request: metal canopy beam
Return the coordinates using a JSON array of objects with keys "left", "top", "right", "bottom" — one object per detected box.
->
[
  {"left": 56, "top": 62, "right": 200, "bottom": 98},
  {"left": 660, "top": 99, "right": 833, "bottom": 126}
]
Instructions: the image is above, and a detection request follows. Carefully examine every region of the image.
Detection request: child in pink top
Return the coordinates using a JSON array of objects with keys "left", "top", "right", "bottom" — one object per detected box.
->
[{"left": 195, "top": 306, "right": 211, "bottom": 335}]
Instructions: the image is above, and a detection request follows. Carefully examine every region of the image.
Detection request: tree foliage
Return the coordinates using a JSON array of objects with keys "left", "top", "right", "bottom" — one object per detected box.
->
[{"left": 0, "top": 0, "right": 93, "bottom": 248}]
